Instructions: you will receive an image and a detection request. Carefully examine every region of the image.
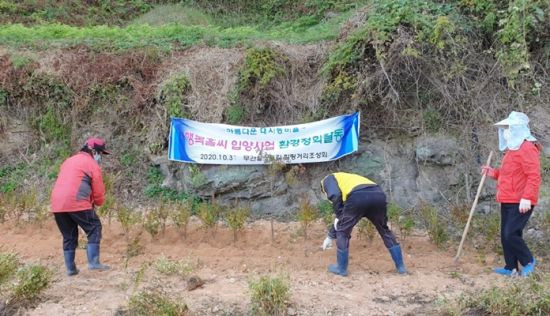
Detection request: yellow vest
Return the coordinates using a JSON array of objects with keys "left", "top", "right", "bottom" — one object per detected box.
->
[{"left": 333, "top": 172, "right": 376, "bottom": 201}]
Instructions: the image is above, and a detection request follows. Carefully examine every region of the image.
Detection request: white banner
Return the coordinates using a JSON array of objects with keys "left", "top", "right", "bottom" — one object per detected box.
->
[{"left": 168, "top": 112, "right": 360, "bottom": 165}]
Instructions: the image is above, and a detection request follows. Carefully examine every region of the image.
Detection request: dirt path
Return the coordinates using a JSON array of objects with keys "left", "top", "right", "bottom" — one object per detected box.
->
[{"left": 0, "top": 219, "right": 503, "bottom": 315}]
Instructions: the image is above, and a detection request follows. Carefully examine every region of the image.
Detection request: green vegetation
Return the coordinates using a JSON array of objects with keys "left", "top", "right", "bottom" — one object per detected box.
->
[
  {"left": 0, "top": 13, "right": 349, "bottom": 50},
  {"left": 456, "top": 274, "right": 550, "bottom": 315},
  {"left": 249, "top": 275, "right": 290, "bottom": 316},
  {"left": 128, "top": 288, "right": 188, "bottom": 316}
]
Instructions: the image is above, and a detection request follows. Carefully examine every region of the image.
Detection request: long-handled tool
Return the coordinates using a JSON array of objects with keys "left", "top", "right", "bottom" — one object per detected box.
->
[{"left": 454, "top": 151, "right": 494, "bottom": 262}]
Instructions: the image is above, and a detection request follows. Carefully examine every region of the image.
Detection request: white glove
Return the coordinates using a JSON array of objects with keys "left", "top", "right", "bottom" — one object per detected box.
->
[
  {"left": 333, "top": 218, "right": 339, "bottom": 231},
  {"left": 519, "top": 199, "right": 531, "bottom": 213},
  {"left": 322, "top": 236, "right": 333, "bottom": 250}
]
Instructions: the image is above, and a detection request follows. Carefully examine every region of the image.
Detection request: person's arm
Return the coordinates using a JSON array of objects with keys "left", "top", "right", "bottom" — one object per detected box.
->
[
  {"left": 519, "top": 142, "right": 541, "bottom": 205},
  {"left": 90, "top": 162, "right": 106, "bottom": 207},
  {"left": 322, "top": 175, "right": 344, "bottom": 218}
]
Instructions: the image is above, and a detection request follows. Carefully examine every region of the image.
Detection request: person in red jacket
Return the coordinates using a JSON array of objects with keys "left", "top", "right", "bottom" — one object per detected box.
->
[
  {"left": 482, "top": 111, "right": 541, "bottom": 277},
  {"left": 51, "top": 137, "right": 111, "bottom": 275}
]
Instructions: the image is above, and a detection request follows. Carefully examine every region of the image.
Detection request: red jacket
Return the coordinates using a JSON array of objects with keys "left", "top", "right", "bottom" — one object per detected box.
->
[
  {"left": 50, "top": 152, "right": 105, "bottom": 213},
  {"left": 490, "top": 141, "right": 541, "bottom": 205}
]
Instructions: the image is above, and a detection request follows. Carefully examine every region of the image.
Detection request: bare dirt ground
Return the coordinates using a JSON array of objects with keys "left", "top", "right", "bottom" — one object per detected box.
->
[{"left": 0, "top": 218, "right": 504, "bottom": 316}]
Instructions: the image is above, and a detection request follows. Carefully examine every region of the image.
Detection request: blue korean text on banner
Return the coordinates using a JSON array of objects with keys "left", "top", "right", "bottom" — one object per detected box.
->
[{"left": 169, "top": 112, "right": 360, "bottom": 165}]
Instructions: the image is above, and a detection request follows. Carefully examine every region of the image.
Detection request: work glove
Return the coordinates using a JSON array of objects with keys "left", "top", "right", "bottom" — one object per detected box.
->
[
  {"left": 333, "top": 218, "right": 339, "bottom": 231},
  {"left": 322, "top": 236, "right": 333, "bottom": 250},
  {"left": 481, "top": 165, "right": 496, "bottom": 178},
  {"left": 519, "top": 198, "right": 531, "bottom": 213}
]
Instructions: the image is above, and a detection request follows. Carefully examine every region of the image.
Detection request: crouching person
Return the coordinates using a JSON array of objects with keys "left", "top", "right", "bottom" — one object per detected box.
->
[
  {"left": 320, "top": 172, "right": 407, "bottom": 276},
  {"left": 50, "top": 138, "right": 111, "bottom": 276}
]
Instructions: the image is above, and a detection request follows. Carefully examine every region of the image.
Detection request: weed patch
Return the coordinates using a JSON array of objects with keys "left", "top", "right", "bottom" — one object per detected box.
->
[
  {"left": 11, "top": 264, "right": 52, "bottom": 302},
  {"left": 128, "top": 288, "right": 188, "bottom": 316},
  {"left": 419, "top": 202, "right": 449, "bottom": 248},
  {"left": 249, "top": 275, "right": 290, "bottom": 316},
  {"left": 153, "top": 256, "right": 195, "bottom": 278},
  {"left": 0, "top": 252, "right": 18, "bottom": 286},
  {"left": 456, "top": 273, "right": 550, "bottom": 315}
]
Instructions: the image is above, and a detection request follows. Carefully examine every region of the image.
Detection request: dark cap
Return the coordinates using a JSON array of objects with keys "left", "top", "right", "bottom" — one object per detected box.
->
[{"left": 86, "top": 137, "right": 111, "bottom": 155}]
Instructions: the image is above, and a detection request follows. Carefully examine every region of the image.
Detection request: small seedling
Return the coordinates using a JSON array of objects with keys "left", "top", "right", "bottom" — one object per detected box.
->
[
  {"left": 197, "top": 201, "right": 219, "bottom": 235},
  {"left": 156, "top": 200, "right": 171, "bottom": 235},
  {"left": 249, "top": 275, "right": 290, "bottom": 316},
  {"left": 117, "top": 205, "right": 141, "bottom": 240},
  {"left": 387, "top": 202, "right": 402, "bottom": 229},
  {"left": 170, "top": 200, "right": 192, "bottom": 239},
  {"left": 419, "top": 202, "right": 449, "bottom": 248},
  {"left": 143, "top": 210, "right": 161, "bottom": 240},
  {"left": 296, "top": 195, "right": 318, "bottom": 240},
  {"left": 318, "top": 200, "right": 334, "bottom": 231},
  {"left": 357, "top": 218, "right": 376, "bottom": 242},
  {"left": 398, "top": 215, "right": 415, "bottom": 243},
  {"left": 225, "top": 202, "right": 251, "bottom": 242}
]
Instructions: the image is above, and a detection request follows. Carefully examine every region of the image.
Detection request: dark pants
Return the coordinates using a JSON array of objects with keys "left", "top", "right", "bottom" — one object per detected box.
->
[
  {"left": 335, "top": 186, "right": 399, "bottom": 251},
  {"left": 500, "top": 203, "right": 533, "bottom": 270},
  {"left": 54, "top": 209, "right": 102, "bottom": 251}
]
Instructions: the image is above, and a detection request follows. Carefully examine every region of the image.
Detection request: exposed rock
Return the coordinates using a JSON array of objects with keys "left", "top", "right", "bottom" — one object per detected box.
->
[
  {"left": 186, "top": 275, "right": 205, "bottom": 291},
  {"left": 415, "top": 135, "right": 460, "bottom": 165}
]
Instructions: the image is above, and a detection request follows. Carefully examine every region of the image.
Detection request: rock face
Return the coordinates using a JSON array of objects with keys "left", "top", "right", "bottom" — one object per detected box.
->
[{"left": 150, "top": 134, "right": 522, "bottom": 217}]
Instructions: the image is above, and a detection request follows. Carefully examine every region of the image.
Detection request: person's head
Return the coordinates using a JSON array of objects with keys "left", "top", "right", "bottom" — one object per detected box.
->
[
  {"left": 81, "top": 137, "right": 110, "bottom": 163},
  {"left": 494, "top": 111, "right": 536, "bottom": 151}
]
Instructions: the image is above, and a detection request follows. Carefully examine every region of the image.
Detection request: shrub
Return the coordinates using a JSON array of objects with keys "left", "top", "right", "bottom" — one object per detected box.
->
[
  {"left": 238, "top": 47, "right": 286, "bottom": 90},
  {"left": 249, "top": 275, "right": 290, "bottom": 316},
  {"left": 128, "top": 288, "right": 188, "bottom": 316},
  {"left": 224, "top": 203, "right": 251, "bottom": 242},
  {"left": 12, "top": 264, "right": 52, "bottom": 302},
  {"left": 153, "top": 256, "right": 195, "bottom": 278},
  {"left": 0, "top": 252, "right": 18, "bottom": 285},
  {"left": 159, "top": 73, "right": 191, "bottom": 118},
  {"left": 296, "top": 195, "right": 318, "bottom": 240}
]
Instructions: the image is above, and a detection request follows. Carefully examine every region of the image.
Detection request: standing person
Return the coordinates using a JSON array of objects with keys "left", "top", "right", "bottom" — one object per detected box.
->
[
  {"left": 51, "top": 137, "right": 111, "bottom": 276},
  {"left": 320, "top": 172, "right": 407, "bottom": 276},
  {"left": 482, "top": 111, "right": 541, "bottom": 277}
]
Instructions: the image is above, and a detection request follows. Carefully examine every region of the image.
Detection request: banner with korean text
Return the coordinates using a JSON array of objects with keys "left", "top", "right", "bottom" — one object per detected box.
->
[{"left": 168, "top": 112, "right": 360, "bottom": 165}]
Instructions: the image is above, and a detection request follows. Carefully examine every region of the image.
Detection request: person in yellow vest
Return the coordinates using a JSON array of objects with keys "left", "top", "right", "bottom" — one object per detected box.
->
[{"left": 320, "top": 172, "right": 407, "bottom": 276}]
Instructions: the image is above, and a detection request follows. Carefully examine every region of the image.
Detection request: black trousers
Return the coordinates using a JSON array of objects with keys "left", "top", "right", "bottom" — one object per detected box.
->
[
  {"left": 335, "top": 186, "right": 399, "bottom": 251},
  {"left": 54, "top": 209, "right": 103, "bottom": 251},
  {"left": 500, "top": 203, "right": 534, "bottom": 270}
]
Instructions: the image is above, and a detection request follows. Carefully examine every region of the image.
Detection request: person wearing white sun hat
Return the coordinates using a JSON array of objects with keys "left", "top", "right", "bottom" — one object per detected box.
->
[{"left": 482, "top": 111, "right": 542, "bottom": 277}]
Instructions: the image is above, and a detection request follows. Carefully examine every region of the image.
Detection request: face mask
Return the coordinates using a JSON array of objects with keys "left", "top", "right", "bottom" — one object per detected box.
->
[
  {"left": 502, "top": 128, "right": 511, "bottom": 142},
  {"left": 94, "top": 153, "right": 102, "bottom": 164}
]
